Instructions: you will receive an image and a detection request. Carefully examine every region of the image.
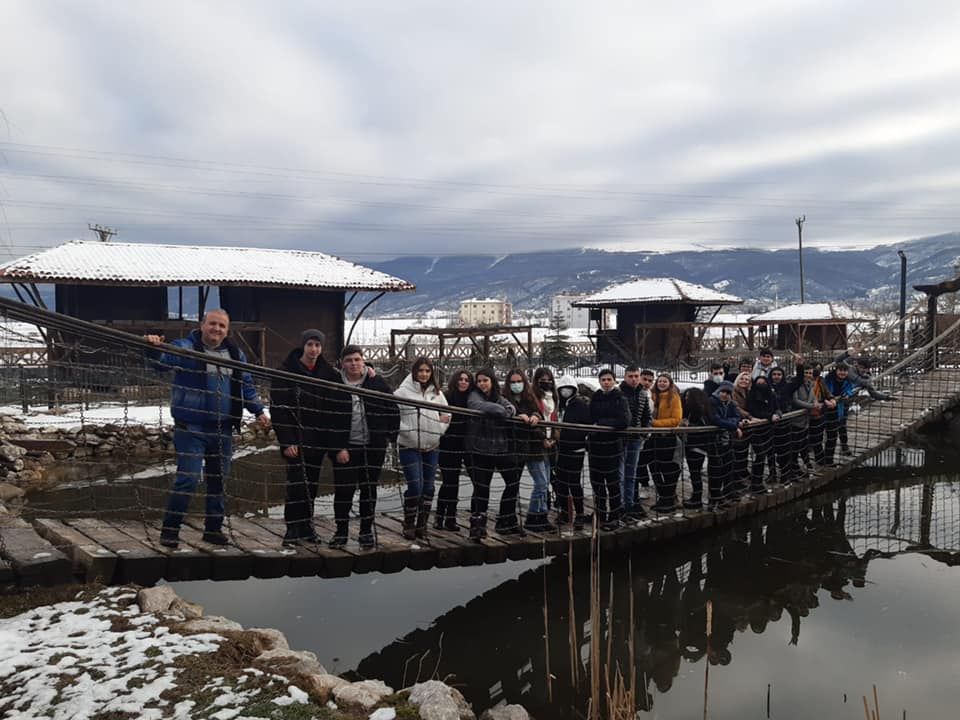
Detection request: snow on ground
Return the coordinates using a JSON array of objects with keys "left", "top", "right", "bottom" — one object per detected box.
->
[
  {"left": 0, "top": 587, "right": 316, "bottom": 720},
  {"left": 0, "top": 403, "right": 266, "bottom": 431},
  {"left": 0, "top": 587, "right": 224, "bottom": 719}
]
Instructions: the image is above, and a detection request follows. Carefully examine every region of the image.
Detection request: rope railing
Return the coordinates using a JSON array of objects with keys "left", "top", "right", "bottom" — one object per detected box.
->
[{"left": 2, "top": 295, "right": 959, "bottom": 553}]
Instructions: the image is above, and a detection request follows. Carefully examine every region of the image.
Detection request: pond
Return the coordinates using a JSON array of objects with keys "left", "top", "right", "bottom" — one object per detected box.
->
[{"left": 149, "top": 428, "right": 960, "bottom": 719}]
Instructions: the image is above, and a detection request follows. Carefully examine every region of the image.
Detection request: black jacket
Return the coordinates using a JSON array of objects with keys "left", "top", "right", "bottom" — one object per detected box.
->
[
  {"left": 335, "top": 373, "right": 400, "bottom": 450},
  {"left": 769, "top": 364, "right": 804, "bottom": 415},
  {"left": 557, "top": 394, "right": 591, "bottom": 451},
  {"left": 619, "top": 381, "right": 652, "bottom": 428},
  {"left": 746, "top": 382, "right": 778, "bottom": 422},
  {"left": 271, "top": 348, "right": 345, "bottom": 452},
  {"left": 439, "top": 388, "right": 471, "bottom": 452},
  {"left": 588, "top": 387, "right": 630, "bottom": 455}
]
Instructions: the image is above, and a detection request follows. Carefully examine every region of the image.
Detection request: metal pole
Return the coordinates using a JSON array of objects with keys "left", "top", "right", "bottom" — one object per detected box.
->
[
  {"left": 795, "top": 215, "right": 806, "bottom": 304},
  {"left": 897, "top": 250, "right": 907, "bottom": 354}
]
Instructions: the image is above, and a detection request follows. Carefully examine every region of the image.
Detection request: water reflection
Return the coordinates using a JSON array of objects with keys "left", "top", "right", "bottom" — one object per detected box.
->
[{"left": 165, "top": 437, "right": 960, "bottom": 719}]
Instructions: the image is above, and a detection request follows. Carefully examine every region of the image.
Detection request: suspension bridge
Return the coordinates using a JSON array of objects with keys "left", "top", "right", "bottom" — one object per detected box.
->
[{"left": 1, "top": 297, "right": 959, "bottom": 588}]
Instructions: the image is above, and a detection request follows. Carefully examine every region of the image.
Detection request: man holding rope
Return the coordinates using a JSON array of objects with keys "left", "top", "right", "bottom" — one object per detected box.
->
[{"left": 144, "top": 308, "right": 270, "bottom": 549}]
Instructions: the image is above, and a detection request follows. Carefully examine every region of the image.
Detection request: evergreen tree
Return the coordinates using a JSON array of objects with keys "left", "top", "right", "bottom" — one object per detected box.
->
[{"left": 541, "top": 311, "right": 574, "bottom": 368}]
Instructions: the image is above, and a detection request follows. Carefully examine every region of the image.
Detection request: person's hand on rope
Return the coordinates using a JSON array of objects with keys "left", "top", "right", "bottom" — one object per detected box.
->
[
  {"left": 143, "top": 334, "right": 165, "bottom": 345},
  {"left": 336, "top": 449, "right": 350, "bottom": 464},
  {"left": 283, "top": 445, "right": 299, "bottom": 459},
  {"left": 255, "top": 413, "right": 271, "bottom": 430}
]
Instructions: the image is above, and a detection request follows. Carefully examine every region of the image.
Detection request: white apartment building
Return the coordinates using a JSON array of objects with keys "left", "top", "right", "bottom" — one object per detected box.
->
[
  {"left": 459, "top": 298, "right": 513, "bottom": 326},
  {"left": 551, "top": 293, "right": 591, "bottom": 328}
]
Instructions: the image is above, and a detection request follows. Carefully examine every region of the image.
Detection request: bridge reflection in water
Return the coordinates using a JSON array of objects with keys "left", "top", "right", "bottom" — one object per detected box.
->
[{"left": 353, "top": 461, "right": 960, "bottom": 719}]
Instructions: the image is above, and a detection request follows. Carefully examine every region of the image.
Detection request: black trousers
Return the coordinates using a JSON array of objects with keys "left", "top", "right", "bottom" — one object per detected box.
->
[
  {"left": 283, "top": 447, "right": 328, "bottom": 536},
  {"left": 332, "top": 445, "right": 386, "bottom": 534},
  {"left": 651, "top": 435, "right": 680, "bottom": 504},
  {"left": 437, "top": 446, "right": 469, "bottom": 521},
  {"left": 469, "top": 452, "right": 521, "bottom": 524},
  {"left": 589, "top": 448, "right": 622, "bottom": 522},
  {"left": 555, "top": 447, "right": 586, "bottom": 518},
  {"left": 684, "top": 445, "right": 706, "bottom": 499},
  {"left": 749, "top": 425, "right": 773, "bottom": 487},
  {"left": 708, "top": 441, "right": 736, "bottom": 502}
]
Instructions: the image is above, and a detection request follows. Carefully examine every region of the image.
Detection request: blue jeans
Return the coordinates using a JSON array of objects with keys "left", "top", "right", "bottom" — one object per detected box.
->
[
  {"left": 399, "top": 447, "right": 439, "bottom": 500},
  {"left": 619, "top": 437, "right": 644, "bottom": 510},
  {"left": 163, "top": 423, "right": 233, "bottom": 534},
  {"left": 526, "top": 458, "right": 551, "bottom": 514}
]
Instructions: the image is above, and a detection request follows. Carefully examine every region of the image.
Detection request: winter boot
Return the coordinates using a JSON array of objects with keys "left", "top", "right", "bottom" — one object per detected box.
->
[
  {"left": 444, "top": 515, "right": 460, "bottom": 532},
  {"left": 402, "top": 497, "right": 418, "bottom": 540},
  {"left": 328, "top": 522, "right": 348, "bottom": 549},
  {"left": 469, "top": 513, "right": 487, "bottom": 542},
  {"left": 415, "top": 495, "right": 433, "bottom": 539}
]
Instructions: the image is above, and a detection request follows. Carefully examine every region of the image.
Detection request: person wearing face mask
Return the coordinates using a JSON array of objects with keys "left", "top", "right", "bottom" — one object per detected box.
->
[
  {"left": 791, "top": 365, "right": 821, "bottom": 476},
  {"left": 704, "top": 363, "right": 727, "bottom": 395},
  {"left": 465, "top": 368, "right": 523, "bottom": 540},
  {"left": 768, "top": 360, "right": 805, "bottom": 485},
  {"left": 554, "top": 378, "right": 591, "bottom": 530},
  {"left": 588, "top": 369, "right": 631, "bottom": 530},
  {"left": 434, "top": 370, "right": 473, "bottom": 532},
  {"left": 531, "top": 367, "right": 560, "bottom": 531},
  {"left": 503, "top": 369, "right": 551, "bottom": 532},
  {"left": 745, "top": 375, "right": 779, "bottom": 495},
  {"left": 708, "top": 381, "right": 745, "bottom": 507},
  {"left": 395, "top": 357, "right": 450, "bottom": 540}
]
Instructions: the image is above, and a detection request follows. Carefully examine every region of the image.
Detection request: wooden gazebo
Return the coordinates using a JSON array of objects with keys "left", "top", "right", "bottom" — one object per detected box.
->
[
  {"left": 0, "top": 240, "right": 414, "bottom": 367},
  {"left": 747, "top": 302, "right": 873, "bottom": 353},
  {"left": 574, "top": 278, "right": 743, "bottom": 364}
]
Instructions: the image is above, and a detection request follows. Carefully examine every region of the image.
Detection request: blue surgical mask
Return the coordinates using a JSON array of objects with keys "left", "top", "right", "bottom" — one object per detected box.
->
[
  {"left": 712, "top": 372, "right": 725, "bottom": 382},
  {"left": 509, "top": 382, "right": 524, "bottom": 394}
]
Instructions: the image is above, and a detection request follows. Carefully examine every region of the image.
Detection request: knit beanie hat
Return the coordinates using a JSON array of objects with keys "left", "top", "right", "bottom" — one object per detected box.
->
[{"left": 300, "top": 329, "right": 325, "bottom": 347}]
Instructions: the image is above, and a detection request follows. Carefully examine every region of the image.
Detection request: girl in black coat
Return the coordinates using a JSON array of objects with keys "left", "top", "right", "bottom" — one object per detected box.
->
[
  {"left": 434, "top": 370, "right": 473, "bottom": 532},
  {"left": 555, "top": 378, "right": 591, "bottom": 530},
  {"left": 745, "top": 375, "right": 780, "bottom": 494},
  {"left": 679, "top": 387, "right": 711, "bottom": 510}
]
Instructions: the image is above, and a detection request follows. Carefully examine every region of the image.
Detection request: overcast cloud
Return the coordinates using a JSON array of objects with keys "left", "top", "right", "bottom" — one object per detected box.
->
[{"left": 1, "top": 0, "right": 959, "bottom": 261}]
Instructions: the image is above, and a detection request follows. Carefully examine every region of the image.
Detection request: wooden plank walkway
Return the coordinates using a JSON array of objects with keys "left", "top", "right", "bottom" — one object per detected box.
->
[{"left": 3, "top": 367, "right": 959, "bottom": 588}]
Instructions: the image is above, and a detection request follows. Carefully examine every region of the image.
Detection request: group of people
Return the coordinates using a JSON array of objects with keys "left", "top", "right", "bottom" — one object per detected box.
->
[{"left": 146, "top": 313, "right": 889, "bottom": 550}]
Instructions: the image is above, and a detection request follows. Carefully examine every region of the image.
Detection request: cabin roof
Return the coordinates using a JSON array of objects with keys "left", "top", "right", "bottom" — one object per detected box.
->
[
  {"left": 748, "top": 302, "right": 870, "bottom": 324},
  {"left": 0, "top": 240, "right": 415, "bottom": 292},
  {"left": 574, "top": 277, "right": 743, "bottom": 308}
]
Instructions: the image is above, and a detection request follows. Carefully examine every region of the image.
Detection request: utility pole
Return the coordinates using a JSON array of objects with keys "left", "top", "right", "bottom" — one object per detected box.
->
[
  {"left": 897, "top": 250, "right": 907, "bottom": 354},
  {"left": 795, "top": 215, "right": 806, "bottom": 304},
  {"left": 88, "top": 224, "right": 117, "bottom": 242}
]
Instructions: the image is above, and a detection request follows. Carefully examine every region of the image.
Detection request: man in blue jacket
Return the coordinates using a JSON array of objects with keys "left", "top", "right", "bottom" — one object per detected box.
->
[{"left": 145, "top": 309, "right": 270, "bottom": 548}]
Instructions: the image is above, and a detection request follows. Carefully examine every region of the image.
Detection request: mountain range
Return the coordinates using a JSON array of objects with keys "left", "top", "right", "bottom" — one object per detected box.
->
[{"left": 366, "top": 232, "right": 960, "bottom": 315}]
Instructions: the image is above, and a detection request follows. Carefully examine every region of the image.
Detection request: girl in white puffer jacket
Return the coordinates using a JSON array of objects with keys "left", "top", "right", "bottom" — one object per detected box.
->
[{"left": 395, "top": 357, "right": 450, "bottom": 539}]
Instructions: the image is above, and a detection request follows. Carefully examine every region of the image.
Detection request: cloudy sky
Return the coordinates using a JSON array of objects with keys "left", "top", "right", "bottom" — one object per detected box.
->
[{"left": 1, "top": 0, "right": 959, "bottom": 261}]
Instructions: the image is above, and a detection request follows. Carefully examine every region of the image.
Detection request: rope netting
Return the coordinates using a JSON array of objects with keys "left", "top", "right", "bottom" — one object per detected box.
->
[{"left": 1, "top": 295, "right": 959, "bottom": 552}]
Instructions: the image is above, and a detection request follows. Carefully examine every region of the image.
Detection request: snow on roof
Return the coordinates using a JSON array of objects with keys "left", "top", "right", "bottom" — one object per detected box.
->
[
  {"left": 748, "top": 302, "right": 871, "bottom": 323},
  {"left": 0, "top": 240, "right": 415, "bottom": 292},
  {"left": 574, "top": 277, "right": 743, "bottom": 307}
]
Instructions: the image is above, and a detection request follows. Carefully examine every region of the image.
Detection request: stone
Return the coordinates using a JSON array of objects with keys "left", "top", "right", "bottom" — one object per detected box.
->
[
  {"left": 369, "top": 709, "right": 397, "bottom": 720},
  {"left": 244, "top": 627, "right": 289, "bottom": 653},
  {"left": 479, "top": 706, "right": 530, "bottom": 720},
  {"left": 301, "top": 673, "right": 349, "bottom": 702},
  {"left": 170, "top": 597, "right": 203, "bottom": 619},
  {"left": 0, "top": 482, "right": 25, "bottom": 502},
  {"left": 409, "top": 680, "right": 476, "bottom": 720},
  {"left": 333, "top": 679, "right": 394, "bottom": 710},
  {"left": 255, "top": 648, "right": 326, "bottom": 676},
  {"left": 137, "top": 586, "right": 178, "bottom": 613},
  {"left": 177, "top": 615, "right": 243, "bottom": 634}
]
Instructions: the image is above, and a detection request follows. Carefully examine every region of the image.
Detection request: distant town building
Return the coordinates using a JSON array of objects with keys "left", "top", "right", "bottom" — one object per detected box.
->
[
  {"left": 459, "top": 298, "right": 512, "bottom": 326},
  {"left": 551, "top": 293, "right": 591, "bottom": 328}
]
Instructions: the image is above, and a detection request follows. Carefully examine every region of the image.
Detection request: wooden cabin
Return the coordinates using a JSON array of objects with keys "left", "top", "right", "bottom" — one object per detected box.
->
[
  {"left": 574, "top": 278, "right": 743, "bottom": 365},
  {"left": 0, "top": 240, "right": 414, "bottom": 367},
  {"left": 747, "top": 302, "right": 872, "bottom": 352}
]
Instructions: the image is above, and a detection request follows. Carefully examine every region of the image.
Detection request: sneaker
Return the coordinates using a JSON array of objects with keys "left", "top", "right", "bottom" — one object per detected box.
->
[
  {"left": 358, "top": 532, "right": 376, "bottom": 549},
  {"left": 443, "top": 518, "right": 461, "bottom": 533},
  {"left": 600, "top": 519, "right": 621, "bottom": 532},
  {"left": 300, "top": 532, "right": 320, "bottom": 544},
  {"left": 573, "top": 514, "right": 588, "bottom": 531},
  {"left": 159, "top": 533, "right": 179, "bottom": 549},
  {"left": 282, "top": 529, "right": 300, "bottom": 547},
  {"left": 328, "top": 534, "right": 348, "bottom": 549},
  {"left": 202, "top": 531, "right": 229, "bottom": 546}
]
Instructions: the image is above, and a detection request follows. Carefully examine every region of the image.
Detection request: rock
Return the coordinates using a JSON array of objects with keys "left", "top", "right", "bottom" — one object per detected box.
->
[
  {"left": 333, "top": 679, "right": 394, "bottom": 710},
  {"left": 301, "top": 673, "right": 349, "bottom": 702},
  {"left": 177, "top": 615, "right": 243, "bottom": 634},
  {"left": 409, "top": 680, "right": 476, "bottom": 720},
  {"left": 34, "top": 451, "right": 56, "bottom": 466},
  {"left": 479, "top": 706, "right": 530, "bottom": 720},
  {"left": 0, "top": 458, "right": 24, "bottom": 472},
  {"left": 137, "top": 586, "right": 178, "bottom": 613},
  {"left": 0, "top": 482, "right": 27, "bottom": 502},
  {"left": 244, "top": 627, "right": 289, "bottom": 653},
  {"left": 255, "top": 648, "right": 326, "bottom": 676},
  {"left": 170, "top": 597, "right": 203, "bottom": 620},
  {"left": 370, "top": 709, "right": 397, "bottom": 720}
]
